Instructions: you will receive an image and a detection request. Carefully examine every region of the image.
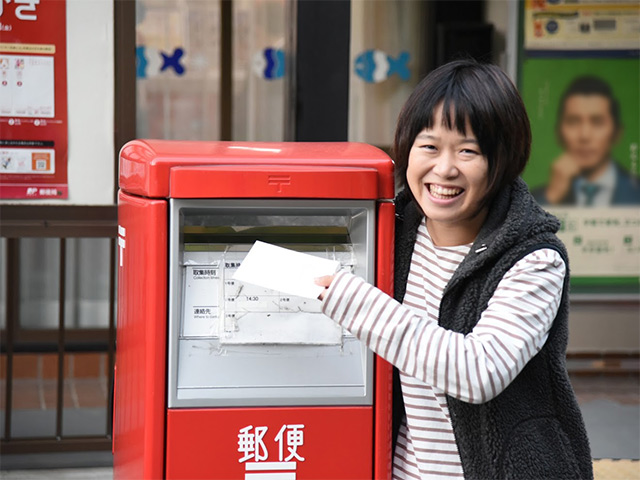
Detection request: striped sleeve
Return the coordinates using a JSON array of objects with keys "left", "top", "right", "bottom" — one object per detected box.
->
[{"left": 321, "top": 248, "right": 566, "bottom": 404}]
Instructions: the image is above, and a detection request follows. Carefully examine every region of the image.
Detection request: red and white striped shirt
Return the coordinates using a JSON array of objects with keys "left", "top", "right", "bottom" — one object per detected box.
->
[{"left": 321, "top": 219, "right": 566, "bottom": 479}]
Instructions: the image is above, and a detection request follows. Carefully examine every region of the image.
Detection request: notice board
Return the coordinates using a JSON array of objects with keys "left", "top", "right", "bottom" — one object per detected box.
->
[{"left": 0, "top": 0, "right": 69, "bottom": 199}]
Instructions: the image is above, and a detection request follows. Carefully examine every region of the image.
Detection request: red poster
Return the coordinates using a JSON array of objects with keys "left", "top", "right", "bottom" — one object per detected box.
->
[{"left": 0, "top": 0, "right": 68, "bottom": 199}]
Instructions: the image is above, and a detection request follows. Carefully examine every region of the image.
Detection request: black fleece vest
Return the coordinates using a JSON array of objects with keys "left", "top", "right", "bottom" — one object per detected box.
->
[{"left": 393, "top": 179, "right": 593, "bottom": 480}]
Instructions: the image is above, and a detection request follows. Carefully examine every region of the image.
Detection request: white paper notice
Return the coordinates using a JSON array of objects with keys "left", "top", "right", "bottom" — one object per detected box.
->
[{"left": 233, "top": 241, "right": 340, "bottom": 300}]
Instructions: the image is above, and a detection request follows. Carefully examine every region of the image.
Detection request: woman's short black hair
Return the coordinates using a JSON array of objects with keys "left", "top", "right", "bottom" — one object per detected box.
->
[{"left": 392, "top": 59, "right": 531, "bottom": 203}]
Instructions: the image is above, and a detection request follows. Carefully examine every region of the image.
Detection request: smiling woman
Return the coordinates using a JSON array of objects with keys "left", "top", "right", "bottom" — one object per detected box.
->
[
  {"left": 316, "top": 59, "right": 593, "bottom": 480},
  {"left": 406, "top": 112, "right": 489, "bottom": 246}
]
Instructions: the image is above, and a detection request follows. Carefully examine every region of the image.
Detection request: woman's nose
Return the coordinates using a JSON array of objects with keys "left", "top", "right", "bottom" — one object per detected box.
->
[{"left": 432, "top": 152, "right": 458, "bottom": 178}]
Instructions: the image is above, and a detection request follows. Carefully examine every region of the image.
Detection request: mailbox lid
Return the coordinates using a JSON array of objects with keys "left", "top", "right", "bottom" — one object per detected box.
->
[{"left": 119, "top": 140, "right": 394, "bottom": 200}]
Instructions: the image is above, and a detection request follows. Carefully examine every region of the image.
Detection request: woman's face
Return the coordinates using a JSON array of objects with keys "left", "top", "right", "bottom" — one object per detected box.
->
[{"left": 406, "top": 104, "right": 490, "bottom": 245}]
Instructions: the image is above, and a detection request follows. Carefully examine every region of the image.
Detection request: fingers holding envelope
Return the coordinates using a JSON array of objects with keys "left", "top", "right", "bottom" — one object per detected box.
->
[{"left": 315, "top": 275, "right": 335, "bottom": 300}]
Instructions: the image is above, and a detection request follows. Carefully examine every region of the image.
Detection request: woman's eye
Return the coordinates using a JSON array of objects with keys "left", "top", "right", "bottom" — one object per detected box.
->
[
  {"left": 421, "top": 144, "right": 437, "bottom": 151},
  {"left": 461, "top": 148, "right": 479, "bottom": 155}
]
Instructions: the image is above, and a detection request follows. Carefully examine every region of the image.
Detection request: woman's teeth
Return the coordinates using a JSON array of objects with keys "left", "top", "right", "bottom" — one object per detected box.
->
[{"left": 429, "top": 184, "right": 462, "bottom": 199}]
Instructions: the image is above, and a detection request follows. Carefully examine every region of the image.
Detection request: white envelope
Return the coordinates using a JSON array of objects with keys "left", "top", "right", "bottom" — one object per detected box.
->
[{"left": 232, "top": 241, "right": 340, "bottom": 300}]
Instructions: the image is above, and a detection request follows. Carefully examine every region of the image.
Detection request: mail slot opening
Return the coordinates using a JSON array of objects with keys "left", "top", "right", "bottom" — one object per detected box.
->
[{"left": 168, "top": 199, "right": 375, "bottom": 408}]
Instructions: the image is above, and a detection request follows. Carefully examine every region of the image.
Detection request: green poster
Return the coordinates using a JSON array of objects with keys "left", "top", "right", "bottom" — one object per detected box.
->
[
  {"left": 521, "top": 57, "right": 639, "bottom": 192},
  {"left": 520, "top": 57, "right": 639, "bottom": 291}
]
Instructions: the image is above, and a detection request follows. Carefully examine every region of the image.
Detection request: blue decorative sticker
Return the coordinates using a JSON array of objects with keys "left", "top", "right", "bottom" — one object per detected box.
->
[
  {"left": 354, "top": 50, "right": 411, "bottom": 83},
  {"left": 253, "top": 48, "right": 285, "bottom": 80},
  {"left": 136, "top": 46, "right": 186, "bottom": 78}
]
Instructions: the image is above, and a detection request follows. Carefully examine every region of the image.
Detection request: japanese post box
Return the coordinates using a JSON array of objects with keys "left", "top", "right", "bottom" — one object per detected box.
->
[{"left": 113, "top": 140, "right": 395, "bottom": 480}]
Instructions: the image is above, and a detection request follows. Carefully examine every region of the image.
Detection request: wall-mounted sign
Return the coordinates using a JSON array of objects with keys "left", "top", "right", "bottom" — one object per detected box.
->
[
  {"left": 0, "top": 0, "right": 68, "bottom": 199},
  {"left": 520, "top": 0, "right": 640, "bottom": 292},
  {"left": 524, "top": 0, "right": 640, "bottom": 53}
]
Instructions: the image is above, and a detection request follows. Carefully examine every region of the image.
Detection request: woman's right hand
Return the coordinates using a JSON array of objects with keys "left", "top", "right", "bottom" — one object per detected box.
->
[{"left": 315, "top": 275, "right": 335, "bottom": 300}]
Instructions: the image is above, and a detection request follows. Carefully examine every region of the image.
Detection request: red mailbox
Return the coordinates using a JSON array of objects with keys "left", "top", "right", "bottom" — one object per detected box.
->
[{"left": 113, "top": 140, "right": 395, "bottom": 479}]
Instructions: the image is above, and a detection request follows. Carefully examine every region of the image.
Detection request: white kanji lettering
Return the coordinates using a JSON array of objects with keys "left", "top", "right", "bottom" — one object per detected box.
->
[
  {"left": 238, "top": 425, "right": 269, "bottom": 463},
  {"left": 238, "top": 426, "right": 254, "bottom": 462},
  {"left": 275, "top": 424, "right": 305, "bottom": 462},
  {"left": 118, "top": 225, "right": 126, "bottom": 267},
  {"left": 14, "top": 0, "right": 39, "bottom": 21}
]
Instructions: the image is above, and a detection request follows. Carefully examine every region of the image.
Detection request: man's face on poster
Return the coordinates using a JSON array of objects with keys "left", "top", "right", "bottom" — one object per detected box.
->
[{"left": 558, "top": 94, "right": 619, "bottom": 173}]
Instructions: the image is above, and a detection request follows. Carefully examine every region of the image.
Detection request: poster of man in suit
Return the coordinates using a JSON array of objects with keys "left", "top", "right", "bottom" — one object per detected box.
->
[
  {"left": 530, "top": 74, "right": 640, "bottom": 207},
  {"left": 520, "top": 0, "right": 639, "bottom": 284}
]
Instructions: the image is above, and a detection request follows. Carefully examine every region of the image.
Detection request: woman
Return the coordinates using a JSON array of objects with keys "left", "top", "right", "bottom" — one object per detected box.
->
[{"left": 316, "top": 60, "right": 593, "bottom": 479}]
